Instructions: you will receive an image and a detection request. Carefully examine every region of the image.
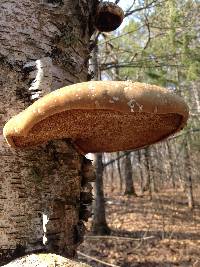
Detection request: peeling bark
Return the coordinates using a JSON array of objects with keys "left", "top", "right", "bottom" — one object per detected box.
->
[
  {"left": 0, "top": 140, "right": 82, "bottom": 262},
  {"left": 0, "top": 135, "right": 95, "bottom": 264}
]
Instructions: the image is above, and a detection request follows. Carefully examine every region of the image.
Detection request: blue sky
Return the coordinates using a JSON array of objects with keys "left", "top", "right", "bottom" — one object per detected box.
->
[
  {"left": 105, "top": 0, "right": 135, "bottom": 10},
  {"left": 117, "top": 0, "right": 135, "bottom": 10}
]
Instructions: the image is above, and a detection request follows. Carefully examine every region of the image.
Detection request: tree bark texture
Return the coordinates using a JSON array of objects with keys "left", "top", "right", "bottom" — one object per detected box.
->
[{"left": 0, "top": 0, "right": 98, "bottom": 264}]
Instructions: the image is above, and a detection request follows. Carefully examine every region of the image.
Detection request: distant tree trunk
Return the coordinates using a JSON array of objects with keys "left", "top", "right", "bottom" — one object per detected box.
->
[
  {"left": 137, "top": 150, "right": 145, "bottom": 194},
  {"left": 0, "top": 0, "right": 97, "bottom": 264},
  {"left": 114, "top": 66, "right": 123, "bottom": 192},
  {"left": 117, "top": 152, "right": 123, "bottom": 192},
  {"left": 154, "top": 143, "right": 166, "bottom": 189},
  {"left": 191, "top": 81, "right": 200, "bottom": 114},
  {"left": 124, "top": 153, "right": 137, "bottom": 196},
  {"left": 173, "top": 141, "right": 184, "bottom": 189},
  {"left": 150, "top": 147, "right": 157, "bottom": 193},
  {"left": 92, "top": 153, "right": 111, "bottom": 235},
  {"left": 91, "top": 42, "right": 110, "bottom": 235},
  {"left": 110, "top": 161, "right": 115, "bottom": 192},
  {"left": 166, "top": 141, "right": 176, "bottom": 188},
  {"left": 184, "top": 138, "right": 194, "bottom": 209},
  {"left": 143, "top": 148, "right": 151, "bottom": 193},
  {"left": 103, "top": 154, "right": 109, "bottom": 182}
]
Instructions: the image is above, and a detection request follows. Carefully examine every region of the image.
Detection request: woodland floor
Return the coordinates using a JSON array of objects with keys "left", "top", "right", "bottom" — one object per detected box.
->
[{"left": 78, "top": 185, "right": 200, "bottom": 267}]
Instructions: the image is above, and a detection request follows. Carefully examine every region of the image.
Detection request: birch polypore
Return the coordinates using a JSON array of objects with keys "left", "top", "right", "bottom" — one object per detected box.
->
[{"left": 4, "top": 81, "right": 189, "bottom": 153}]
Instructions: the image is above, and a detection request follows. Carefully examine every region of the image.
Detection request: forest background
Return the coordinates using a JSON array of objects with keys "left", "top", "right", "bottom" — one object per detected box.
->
[{"left": 79, "top": 0, "right": 200, "bottom": 266}]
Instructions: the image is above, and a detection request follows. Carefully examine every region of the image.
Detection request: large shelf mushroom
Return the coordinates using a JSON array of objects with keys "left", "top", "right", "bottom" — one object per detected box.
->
[{"left": 3, "top": 81, "right": 189, "bottom": 154}]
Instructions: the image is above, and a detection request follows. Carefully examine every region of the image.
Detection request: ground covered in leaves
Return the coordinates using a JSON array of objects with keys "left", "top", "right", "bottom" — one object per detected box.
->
[{"left": 78, "top": 187, "right": 200, "bottom": 267}]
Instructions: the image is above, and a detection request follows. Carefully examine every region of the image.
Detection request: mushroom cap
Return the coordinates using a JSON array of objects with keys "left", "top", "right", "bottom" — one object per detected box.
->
[
  {"left": 95, "top": 2, "right": 124, "bottom": 32},
  {"left": 3, "top": 81, "right": 189, "bottom": 153}
]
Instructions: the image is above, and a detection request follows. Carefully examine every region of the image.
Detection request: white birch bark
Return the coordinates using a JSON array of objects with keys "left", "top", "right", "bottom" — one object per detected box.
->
[{"left": 0, "top": 0, "right": 97, "bottom": 264}]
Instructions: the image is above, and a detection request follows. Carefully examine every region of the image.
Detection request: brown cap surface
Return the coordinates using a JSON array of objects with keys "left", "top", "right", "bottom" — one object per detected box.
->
[
  {"left": 3, "top": 81, "right": 189, "bottom": 153},
  {"left": 95, "top": 2, "right": 124, "bottom": 32}
]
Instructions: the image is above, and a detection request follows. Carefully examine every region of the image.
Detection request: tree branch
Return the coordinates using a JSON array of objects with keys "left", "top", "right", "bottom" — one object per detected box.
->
[
  {"left": 78, "top": 251, "right": 120, "bottom": 267},
  {"left": 101, "top": 62, "right": 183, "bottom": 71},
  {"left": 98, "top": 25, "right": 145, "bottom": 45},
  {"left": 125, "top": 0, "right": 164, "bottom": 17},
  {"left": 103, "top": 151, "right": 131, "bottom": 168}
]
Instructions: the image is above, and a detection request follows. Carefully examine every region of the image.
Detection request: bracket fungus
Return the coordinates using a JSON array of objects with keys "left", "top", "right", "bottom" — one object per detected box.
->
[
  {"left": 3, "top": 81, "right": 189, "bottom": 154},
  {"left": 95, "top": 1, "right": 124, "bottom": 32}
]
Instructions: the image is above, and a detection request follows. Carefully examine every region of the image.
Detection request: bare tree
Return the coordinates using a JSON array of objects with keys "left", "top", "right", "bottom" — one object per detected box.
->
[
  {"left": 90, "top": 39, "right": 110, "bottom": 235},
  {"left": 92, "top": 153, "right": 111, "bottom": 235},
  {"left": 143, "top": 148, "right": 151, "bottom": 193},
  {"left": 117, "top": 152, "right": 123, "bottom": 192},
  {"left": 124, "top": 153, "right": 137, "bottom": 196},
  {"left": 137, "top": 150, "right": 145, "bottom": 194},
  {"left": 184, "top": 137, "right": 195, "bottom": 210},
  {"left": 166, "top": 141, "right": 176, "bottom": 188}
]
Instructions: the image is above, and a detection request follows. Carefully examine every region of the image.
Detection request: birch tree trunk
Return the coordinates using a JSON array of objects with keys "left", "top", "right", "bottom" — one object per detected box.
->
[{"left": 0, "top": 0, "right": 97, "bottom": 264}]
